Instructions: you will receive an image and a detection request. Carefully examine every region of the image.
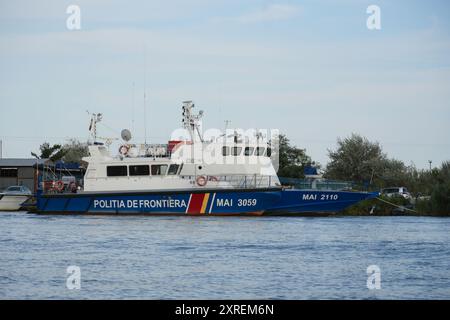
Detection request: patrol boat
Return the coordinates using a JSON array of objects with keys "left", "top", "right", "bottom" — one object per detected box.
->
[{"left": 36, "top": 101, "right": 377, "bottom": 215}]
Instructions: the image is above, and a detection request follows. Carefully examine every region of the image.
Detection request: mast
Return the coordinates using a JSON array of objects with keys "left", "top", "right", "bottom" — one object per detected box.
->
[
  {"left": 143, "top": 46, "right": 148, "bottom": 146},
  {"left": 131, "top": 81, "right": 135, "bottom": 133},
  {"left": 87, "top": 112, "right": 102, "bottom": 144},
  {"left": 181, "top": 101, "right": 204, "bottom": 143}
]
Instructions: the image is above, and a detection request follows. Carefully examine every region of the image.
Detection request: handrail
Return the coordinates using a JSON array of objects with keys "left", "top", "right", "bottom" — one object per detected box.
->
[
  {"left": 180, "top": 174, "right": 277, "bottom": 189},
  {"left": 278, "top": 177, "right": 353, "bottom": 191},
  {"left": 42, "top": 174, "right": 279, "bottom": 194}
]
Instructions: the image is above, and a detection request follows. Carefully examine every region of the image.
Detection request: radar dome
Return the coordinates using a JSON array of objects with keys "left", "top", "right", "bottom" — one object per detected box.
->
[{"left": 121, "top": 129, "right": 132, "bottom": 142}]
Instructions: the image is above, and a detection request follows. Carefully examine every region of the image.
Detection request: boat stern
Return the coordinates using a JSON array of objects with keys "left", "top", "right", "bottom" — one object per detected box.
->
[{"left": 265, "top": 189, "right": 380, "bottom": 215}]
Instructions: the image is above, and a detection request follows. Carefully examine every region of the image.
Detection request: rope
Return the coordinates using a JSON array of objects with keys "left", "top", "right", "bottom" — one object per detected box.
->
[{"left": 375, "top": 197, "right": 418, "bottom": 213}]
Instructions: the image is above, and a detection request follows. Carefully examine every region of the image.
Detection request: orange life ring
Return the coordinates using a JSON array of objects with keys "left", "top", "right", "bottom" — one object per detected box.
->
[
  {"left": 196, "top": 175, "right": 207, "bottom": 186},
  {"left": 55, "top": 180, "right": 65, "bottom": 192},
  {"left": 119, "top": 144, "right": 129, "bottom": 155}
]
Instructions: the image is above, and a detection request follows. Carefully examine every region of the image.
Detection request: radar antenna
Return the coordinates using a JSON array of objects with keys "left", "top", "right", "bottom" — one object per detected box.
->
[
  {"left": 121, "top": 129, "right": 132, "bottom": 142},
  {"left": 87, "top": 111, "right": 103, "bottom": 143},
  {"left": 181, "top": 101, "right": 204, "bottom": 142}
]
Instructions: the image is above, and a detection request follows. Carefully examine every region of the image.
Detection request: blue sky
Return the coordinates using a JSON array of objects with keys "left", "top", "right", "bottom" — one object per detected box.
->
[{"left": 1, "top": 0, "right": 450, "bottom": 169}]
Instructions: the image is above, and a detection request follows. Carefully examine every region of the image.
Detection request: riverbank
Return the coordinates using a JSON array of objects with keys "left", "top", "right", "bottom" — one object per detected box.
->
[{"left": 340, "top": 196, "right": 450, "bottom": 217}]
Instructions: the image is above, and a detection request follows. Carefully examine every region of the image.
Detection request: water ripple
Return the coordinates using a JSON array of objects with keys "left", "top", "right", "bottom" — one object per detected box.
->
[{"left": 0, "top": 212, "right": 449, "bottom": 299}]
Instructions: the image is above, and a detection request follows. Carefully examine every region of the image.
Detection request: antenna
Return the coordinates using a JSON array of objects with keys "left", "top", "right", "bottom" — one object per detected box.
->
[
  {"left": 87, "top": 111, "right": 103, "bottom": 143},
  {"left": 224, "top": 120, "right": 231, "bottom": 131},
  {"left": 181, "top": 101, "right": 204, "bottom": 142},
  {"left": 132, "top": 82, "right": 135, "bottom": 133},
  {"left": 216, "top": 120, "right": 232, "bottom": 141},
  {"left": 224, "top": 120, "right": 231, "bottom": 136},
  {"left": 143, "top": 46, "right": 148, "bottom": 146}
]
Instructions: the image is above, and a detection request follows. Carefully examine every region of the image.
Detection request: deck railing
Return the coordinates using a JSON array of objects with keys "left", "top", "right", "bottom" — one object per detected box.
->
[
  {"left": 40, "top": 174, "right": 279, "bottom": 194},
  {"left": 179, "top": 174, "right": 278, "bottom": 189},
  {"left": 216, "top": 174, "right": 275, "bottom": 189},
  {"left": 279, "top": 177, "right": 353, "bottom": 191}
]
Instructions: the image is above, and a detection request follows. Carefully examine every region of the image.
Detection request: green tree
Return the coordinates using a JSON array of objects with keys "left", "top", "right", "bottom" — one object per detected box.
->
[
  {"left": 32, "top": 140, "right": 89, "bottom": 164},
  {"left": 31, "top": 142, "right": 66, "bottom": 162},
  {"left": 377, "top": 158, "right": 409, "bottom": 188},
  {"left": 277, "top": 134, "right": 315, "bottom": 178},
  {"left": 62, "top": 139, "right": 89, "bottom": 163},
  {"left": 429, "top": 161, "right": 450, "bottom": 215},
  {"left": 325, "top": 133, "right": 386, "bottom": 184}
]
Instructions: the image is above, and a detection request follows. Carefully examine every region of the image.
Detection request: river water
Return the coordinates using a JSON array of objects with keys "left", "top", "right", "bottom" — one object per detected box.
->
[{"left": 0, "top": 211, "right": 449, "bottom": 299}]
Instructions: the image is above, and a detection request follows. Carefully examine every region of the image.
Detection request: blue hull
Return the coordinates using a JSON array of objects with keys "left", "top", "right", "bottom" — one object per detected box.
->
[
  {"left": 266, "top": 189, "right": 379, "bottom": 215},
  {"left": 37, "top": 188, "right": 281, "bottom": 216},
  {"left": 36, "top": 188, "right": 378, "bottom": 216}
]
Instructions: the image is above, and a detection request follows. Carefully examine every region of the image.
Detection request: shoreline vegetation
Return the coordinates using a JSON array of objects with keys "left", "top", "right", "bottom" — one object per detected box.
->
[{"left": 277, "top": 133, "right": 450, "bottom": 216}]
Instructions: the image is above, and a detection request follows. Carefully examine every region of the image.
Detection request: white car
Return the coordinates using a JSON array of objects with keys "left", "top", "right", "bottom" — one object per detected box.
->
[{"left": 381, "top": 187, "right": 412, "bottom": 200}]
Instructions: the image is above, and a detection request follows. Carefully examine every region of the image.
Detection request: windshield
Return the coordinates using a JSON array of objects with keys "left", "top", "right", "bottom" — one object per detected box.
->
[{"left": 6, "top": 186, "right": 21, "bottom": 192}]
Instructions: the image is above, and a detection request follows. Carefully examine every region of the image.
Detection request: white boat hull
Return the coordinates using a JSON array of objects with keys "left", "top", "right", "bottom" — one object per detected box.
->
[{"left": 0, "top": 195, "right": 30, "bottom": 211}]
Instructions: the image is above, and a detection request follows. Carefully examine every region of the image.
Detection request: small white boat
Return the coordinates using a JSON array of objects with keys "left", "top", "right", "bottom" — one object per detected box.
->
[{"left": 0, "top": 186, "right": 32, "bottom": 211}]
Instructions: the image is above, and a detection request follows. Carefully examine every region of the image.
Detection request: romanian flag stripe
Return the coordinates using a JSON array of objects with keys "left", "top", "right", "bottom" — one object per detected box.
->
[
  {"left": 185, "top": 194, "right": 193, "bottom": 213},
  {"left": 200, "top": 193, "right": 210, "bottom": 214},
  {"left": 208, "top": 193, "right": 216, "bottom": 214},
  {"left": 187, "top": 193, "right": 209, "bottom": 214}
]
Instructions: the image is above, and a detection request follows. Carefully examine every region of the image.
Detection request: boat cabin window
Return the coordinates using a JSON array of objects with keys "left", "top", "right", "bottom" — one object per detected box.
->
[
  {"left": 168, "top": 164, "right": 180, "bottom": 175},
  {"left": 222, "top": 146, "right": 230, "bottom": 156},
  {"left": 129, "top": 165, "right": 150, "bottom": 176},
  {"left": 151, "top": 164, "right": 168, "bottom": 175},
  {"left": 255, "top": 147, "right": 265, "bottom": 156},
  {"left": 232, "top": 147, "right": 242, "bottom": 156},
  {"left": 244, "top": 147, "right": 254, "bottom": 156},
  {"left": 107, "top": 166, "right": 128, "bottom": 177},
  {"left": 265, "top": 147, "right": 272, "bottom": 157}
]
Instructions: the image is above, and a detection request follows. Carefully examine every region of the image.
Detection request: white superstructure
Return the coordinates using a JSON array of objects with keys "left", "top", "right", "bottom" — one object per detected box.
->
[{"left": 82, "top": 101, "right": 280, "bottom": 193}]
